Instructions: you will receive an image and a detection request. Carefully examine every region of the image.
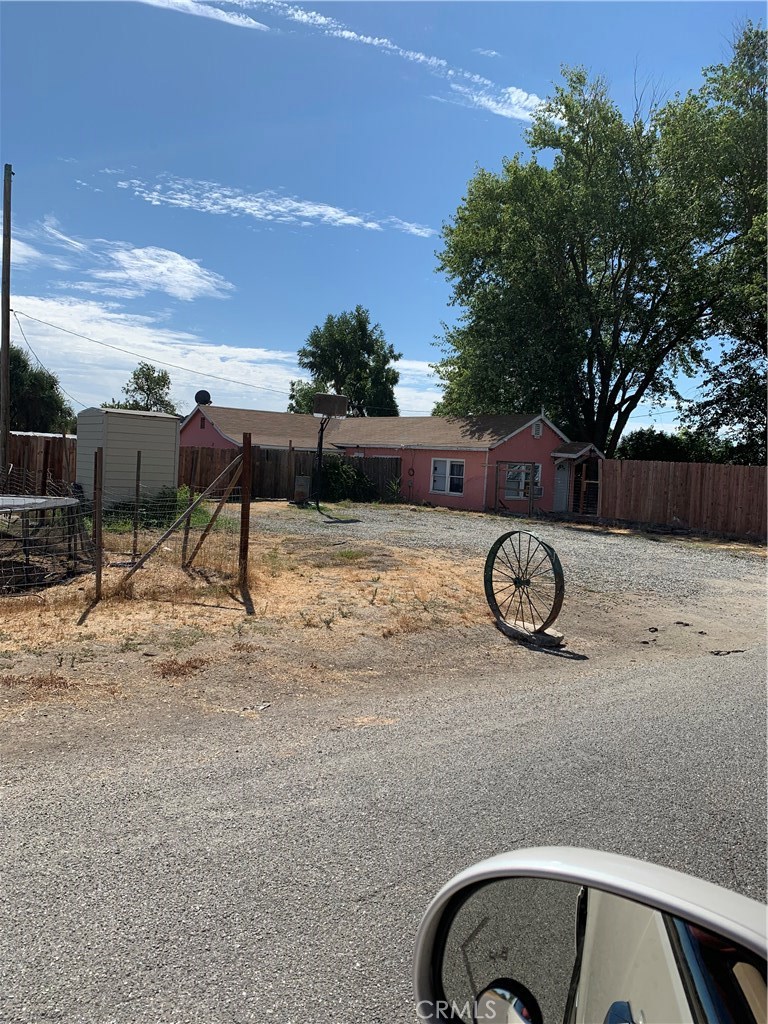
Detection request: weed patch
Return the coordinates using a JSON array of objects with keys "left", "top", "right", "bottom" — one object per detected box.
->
[
  {"left": 0, "top": 670, "right": 74, "bottom": 690},
  {"left": 156, "top": 657, "right": 210, "bottom": 679}
]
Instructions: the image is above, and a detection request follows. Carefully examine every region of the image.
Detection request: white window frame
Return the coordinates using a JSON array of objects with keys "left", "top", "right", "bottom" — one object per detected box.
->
[
  {"left": 532, "top": 421, "right": 543, "bottom": 438},
  {"left": 504, "top": 463, "right": 542, "bottom": 500},
  {"left": 431, "top": 458, "right": 465, "bottom": 495}
]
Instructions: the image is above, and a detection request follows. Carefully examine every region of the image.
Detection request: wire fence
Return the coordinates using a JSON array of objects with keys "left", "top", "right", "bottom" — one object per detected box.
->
[
  {"left": 0, "top": 468, "right": 96, "bottom": 595},
  {"left": 0, "top": 447, "right": 249, "bottom": 602}
]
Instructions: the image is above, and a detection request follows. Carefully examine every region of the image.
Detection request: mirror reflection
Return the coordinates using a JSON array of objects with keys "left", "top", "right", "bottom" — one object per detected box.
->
[{"left": 438, "top": 878, "right": 766, "bottom": 1024}]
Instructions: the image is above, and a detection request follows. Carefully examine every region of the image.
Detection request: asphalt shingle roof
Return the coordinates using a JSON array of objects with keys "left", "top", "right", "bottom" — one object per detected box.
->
[
  {"left": 193, "top": 406, "right": 548, "bottom": 451},
  {"left": 331, "top": 414, "right": 538, "bottom": 450}
]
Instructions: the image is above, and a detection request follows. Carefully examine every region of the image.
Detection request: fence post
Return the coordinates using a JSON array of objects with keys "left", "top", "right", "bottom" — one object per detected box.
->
[
  {"left": 93, "top": 447, "right": 103, "bottom": 602},
  {"left": 238, "top": 433, "right": 252, "bottom": 589},
  {"left": 132, "top": 450, "right": 142, "bottom": 563},
  {"left": 41, "top": 439, "right": 50, "bottom": 497},
  {"left": 181, "top": 448, "right": 198, "bottom": 565}
]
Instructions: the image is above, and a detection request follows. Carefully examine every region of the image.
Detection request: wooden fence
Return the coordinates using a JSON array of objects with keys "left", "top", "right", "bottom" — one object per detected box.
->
[
  {"left": 600, "top": 460, "right": 766, "bottom": 540},
  {"left": 6, "top": 434, "right": 77, "bottom": 492},
  {"left": 178, "top": 445, "right": 401, "bottom": 501}
]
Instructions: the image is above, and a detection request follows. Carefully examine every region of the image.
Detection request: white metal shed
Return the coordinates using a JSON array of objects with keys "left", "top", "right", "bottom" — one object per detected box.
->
[{"left": 76, "top": 408, "right": 180, "bottom": 501}]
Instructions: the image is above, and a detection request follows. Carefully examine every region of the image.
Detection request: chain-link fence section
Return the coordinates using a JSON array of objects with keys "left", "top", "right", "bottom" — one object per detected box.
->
[
  {"left": 0, "top": 447, "right": 249, "bottom": 605},
  {"left": 101, "top": 455, "right": 244, "bottom": 594}
]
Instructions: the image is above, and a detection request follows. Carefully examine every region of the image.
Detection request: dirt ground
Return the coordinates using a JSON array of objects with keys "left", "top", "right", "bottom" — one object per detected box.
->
[
  {"left": 0, "top": 506, "right": 764, "bottom": 726},
  {"left": 0, "top": 503, "right": 765, "bottom": 729}
]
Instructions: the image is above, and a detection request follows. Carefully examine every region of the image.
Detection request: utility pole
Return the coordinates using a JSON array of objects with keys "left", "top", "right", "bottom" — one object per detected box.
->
[{"left": 0, "top": 163, "right": 12, "bottom": 478}]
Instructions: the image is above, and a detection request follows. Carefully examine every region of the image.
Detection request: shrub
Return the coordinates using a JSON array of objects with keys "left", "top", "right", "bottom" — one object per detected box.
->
[
  {"left": 319, "top": 456, "right": 377, "bottom": 503},
  {"left": 103, "top": 486, "right": 211, "bottom": 533}
]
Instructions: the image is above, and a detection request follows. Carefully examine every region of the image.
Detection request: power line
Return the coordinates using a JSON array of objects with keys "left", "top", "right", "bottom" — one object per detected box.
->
[
  {"left": 12, "top": 311, "right": 88, "bottom": 409},
  {"left": 10, "top": 307, "right": 434, "bottom": 415},
  {"left": 12, "top": 309, "right": 294, "bottom": 398}
]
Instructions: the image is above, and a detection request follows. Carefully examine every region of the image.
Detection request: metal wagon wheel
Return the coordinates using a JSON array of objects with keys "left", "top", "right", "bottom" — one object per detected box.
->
[{"left": 484, "top": 531, "right": 564, "bottom": 633}]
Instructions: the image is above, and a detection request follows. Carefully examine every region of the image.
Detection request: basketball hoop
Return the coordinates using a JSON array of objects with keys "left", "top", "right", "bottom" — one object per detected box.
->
[{"left": 313, "top": 393, "right": 348, "bottom": 419}]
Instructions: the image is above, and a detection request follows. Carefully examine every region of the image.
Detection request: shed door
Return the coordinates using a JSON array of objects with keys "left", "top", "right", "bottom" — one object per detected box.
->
[{"left": 553, "top": 462, "right": 570, "bottom": 512}]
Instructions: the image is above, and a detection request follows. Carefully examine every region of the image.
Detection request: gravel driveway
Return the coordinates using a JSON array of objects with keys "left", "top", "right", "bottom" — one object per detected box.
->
[{"left": 250, "top": 502, "right": 765, "bottom": 600}]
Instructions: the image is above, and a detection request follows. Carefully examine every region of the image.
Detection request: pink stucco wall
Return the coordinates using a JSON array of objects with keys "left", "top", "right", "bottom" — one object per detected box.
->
[
  {"left": 180, "top": 413, "right": 237, "bottom": 450},
  {"left": 339, "top": 420, "right": 566, "bottom": 512}
]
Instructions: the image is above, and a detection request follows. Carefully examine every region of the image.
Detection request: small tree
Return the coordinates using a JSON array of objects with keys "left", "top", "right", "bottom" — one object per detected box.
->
[
  {"left": 288, "top": 306, "right": 400, "bottom": 417},
  {"left": 105, "top": 362, "right": 178, "bottom": 415},
  {"left": 10, "top": 345, "right": 74, "bottom": 432},
  {"left": 287, "top": 379, "right": 330, "bottom": 416}
]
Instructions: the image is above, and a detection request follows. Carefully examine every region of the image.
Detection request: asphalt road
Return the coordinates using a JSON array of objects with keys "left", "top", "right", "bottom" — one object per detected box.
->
[{"left": 2, "top": 645, "right": 766, "bottom": 1024}]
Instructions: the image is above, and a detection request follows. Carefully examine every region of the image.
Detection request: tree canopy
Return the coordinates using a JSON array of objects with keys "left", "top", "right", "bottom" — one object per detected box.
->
[
  {"left": 104, "top": 362, "right": 178, "bottom": 415},
  {"left": 668, "top": 23, "right": 767, "bottom": 464},
  {"left": 10, "top": 345, "right": 74, "bottom": 432},
  {"left": 615, "top": 426, "right": 737, "bottom": 464},
  {"left": 433, "top": 24, "right": 766, "bottom": 458},
  {"left": 288, "top": 306, "right": 401, "bottom": 417}
]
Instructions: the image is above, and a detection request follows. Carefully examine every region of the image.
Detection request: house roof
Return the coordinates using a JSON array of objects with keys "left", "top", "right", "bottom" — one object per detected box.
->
[
  {"left": 184, "top": 405, "right": 570, "bottom": 452},
  {"left": 187, "top": 406, "right": 323, "bottom": 449},
  {"left": 331, "top": 414, "right": 545, "bottom": 451},
  {"left": 551, "top": 441, "right": 605, "bottom": 459}
]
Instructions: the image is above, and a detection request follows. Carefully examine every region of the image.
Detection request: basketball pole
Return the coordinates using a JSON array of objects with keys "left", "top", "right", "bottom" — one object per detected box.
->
[{"left": 314, "top": 415, "right": 330, "bottom": 512}]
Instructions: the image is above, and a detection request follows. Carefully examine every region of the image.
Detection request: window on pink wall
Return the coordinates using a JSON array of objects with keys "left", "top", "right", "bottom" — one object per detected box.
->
[
  {"left": 431, "top": 458, "right": 464, "bottom": 495},
  {"left": 200, "top": 416, "right": 205, "bottom": 429},
  {"left": 505, "top": 463, "right": 542, "bottom": 499}
]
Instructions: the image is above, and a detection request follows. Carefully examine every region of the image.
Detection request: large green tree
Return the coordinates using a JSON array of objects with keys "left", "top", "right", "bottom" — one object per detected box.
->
[
  {"left": 434, "top": 26, "right": 766, "bottom": 457},
  {"left": 104, "top": 362, "right": 178, "bottom": 415},
  {"left": 664, "top": 23, "right": 767, "bottom": 464},
  {"left": 10, "top": 344, "right": 74, "bottom": 432},
  {"left": 288, "top": 306, "right": 400, "bottom": 417}
]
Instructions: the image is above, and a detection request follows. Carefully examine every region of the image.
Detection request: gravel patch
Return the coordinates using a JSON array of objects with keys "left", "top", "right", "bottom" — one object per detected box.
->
[{"left": 250, "top": 503, "right": 765, "bottom": 600}]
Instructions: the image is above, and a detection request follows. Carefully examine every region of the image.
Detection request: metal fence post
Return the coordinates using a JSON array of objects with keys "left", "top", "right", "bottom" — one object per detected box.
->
[{"left": 132, "top": 450, "right": 142, "bottom": 563}]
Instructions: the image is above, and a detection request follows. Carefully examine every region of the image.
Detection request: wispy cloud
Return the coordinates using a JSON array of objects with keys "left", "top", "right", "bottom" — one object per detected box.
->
[
  {"left": 241, "top": 1, "right": 541, "bottom": 119},
  {"left": 245, "top": 1, "right": 493, "bottom": 86},
  {"left": 140, "top": 0, "right": 268, "bottom": 31},
  {"left": 42, "top": 215, "right": 89, "bottom": 252},
  {"left": 138, "top": 0, "right": 543, "bottom": 122},
  {"left": 10, "top": 294, "right": 439, "bottom": 414},
  {"left": 94, "top": 245, "right": 234, "bottom": 300},
  {"left": 116, "top": 174, "right": 438, "bottom": 237},
  {"left": 473, "top": 48, "right": 502, "bottom": 59},
  {"left": 9, "top": 237, "right": 70, "bottom": 270},
  {"left": 10, "top": 294, "right": 295, "bottom": 411},
  {"left": 17, "top": 218, "right": 234, "bottom": 301},
  {"left": 449, "top": 83, "right": 543, "bottom": 121},
  {"left": 383, "top": 217, "right": 437, "bottom": 240}
]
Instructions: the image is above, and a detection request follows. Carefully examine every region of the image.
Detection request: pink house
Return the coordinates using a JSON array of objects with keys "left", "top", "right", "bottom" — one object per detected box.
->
[
  {"left": 180, "top": 405, "right": 321, "bottom": 451},
  {"left": 180, "top": 404, "right": 603, "bottom": 514}
]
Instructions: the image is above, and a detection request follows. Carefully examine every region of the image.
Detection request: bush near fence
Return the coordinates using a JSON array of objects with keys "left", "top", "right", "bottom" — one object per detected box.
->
[{"left": 178, "top": 445, "right": 401, "bottom": 503}]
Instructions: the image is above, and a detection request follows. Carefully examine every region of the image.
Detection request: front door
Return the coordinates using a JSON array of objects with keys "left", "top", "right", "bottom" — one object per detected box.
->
[{"left": 553, "top": 462, "right": 570, "bottom": 512}]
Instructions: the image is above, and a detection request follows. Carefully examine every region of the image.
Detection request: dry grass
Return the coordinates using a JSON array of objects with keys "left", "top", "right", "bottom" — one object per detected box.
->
[
  {"left": 232, "top": 641, "right": 266, "bottom": 654},
  {"left": 155, "top": 656, "right": 210, "bottom": 680},
  {"left": 0, "top": 531, "right": 484, "bottom": 658},
  {"left": 0, "top": 670, "right": 74, "bottom": 690}
]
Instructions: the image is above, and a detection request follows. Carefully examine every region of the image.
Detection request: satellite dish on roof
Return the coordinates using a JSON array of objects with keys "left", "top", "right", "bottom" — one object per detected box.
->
[{"left": 195, "top": 390, "right": 212, "bottom": 406}]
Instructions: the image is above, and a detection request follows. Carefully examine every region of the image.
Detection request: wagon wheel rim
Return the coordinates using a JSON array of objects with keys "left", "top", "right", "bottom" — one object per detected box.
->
[{"left": 484, "top": 531, "right": 564, "bottom": 633}]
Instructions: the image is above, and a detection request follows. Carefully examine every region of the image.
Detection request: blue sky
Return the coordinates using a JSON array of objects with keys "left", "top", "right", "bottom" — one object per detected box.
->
[{"left": 1, "top": 0, "right": 762, "bottom": 425}]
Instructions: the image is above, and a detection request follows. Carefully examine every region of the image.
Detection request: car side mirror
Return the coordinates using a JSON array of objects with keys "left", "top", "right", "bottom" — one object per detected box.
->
[{"left": 414, "top": 848, "right": 766, "bottom": 1024}]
